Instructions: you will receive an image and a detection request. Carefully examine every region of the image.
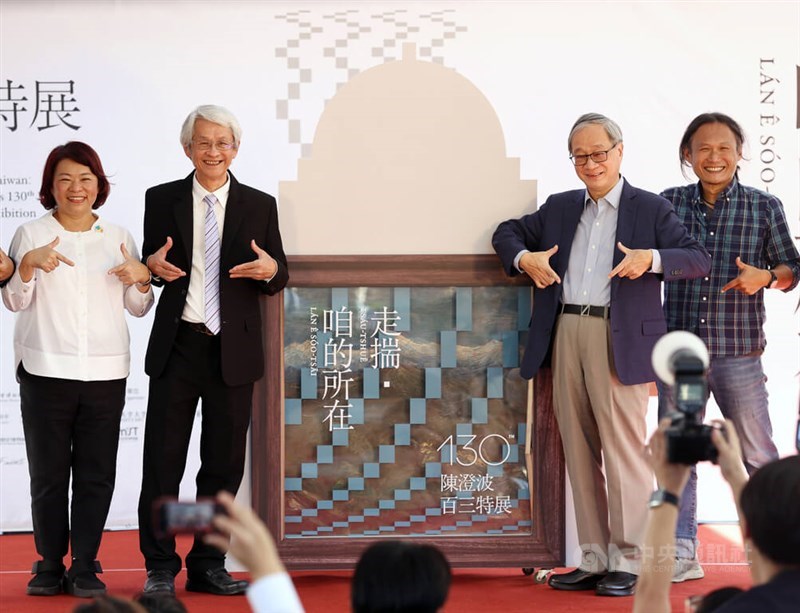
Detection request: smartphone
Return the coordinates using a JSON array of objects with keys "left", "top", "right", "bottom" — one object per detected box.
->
[{"left": 154, "top": 498, "right": 223, "bottom": 537}]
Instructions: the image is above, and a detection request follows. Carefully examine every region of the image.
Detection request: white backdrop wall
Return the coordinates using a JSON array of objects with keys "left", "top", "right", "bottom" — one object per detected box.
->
[{"left": 1, "top": 1, "right": 798, "bottom": 566}]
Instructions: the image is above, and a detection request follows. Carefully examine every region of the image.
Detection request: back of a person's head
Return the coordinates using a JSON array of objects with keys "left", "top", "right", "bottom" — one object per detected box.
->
[
  {"left": 73, "top": 595, "right": 145, "bottom": 613},
  {"left": 134, "top": 592, "right": 188, "bottom": 613},
  {"left": 352, "top": 540, "right": 451, "bottom": 613},
  {"left": 695, "top": 586, "right": 745, "bottom": 612},
  {"left": 739, "top": 455, "right": 800, "bottom": 565}
]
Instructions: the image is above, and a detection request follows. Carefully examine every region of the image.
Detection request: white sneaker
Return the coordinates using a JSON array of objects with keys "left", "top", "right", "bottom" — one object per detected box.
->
[{"left": 672, "top": 557, "right": 705, "bottom": 583}]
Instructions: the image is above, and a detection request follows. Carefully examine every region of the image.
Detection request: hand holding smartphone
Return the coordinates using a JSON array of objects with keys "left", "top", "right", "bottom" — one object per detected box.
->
[{"left": 153, "top": 498, "right": 225, "bottom": 537}]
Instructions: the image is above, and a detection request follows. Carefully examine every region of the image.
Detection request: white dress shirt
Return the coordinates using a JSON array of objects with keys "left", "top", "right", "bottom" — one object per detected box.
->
[
  {"left": 182, "top": 174, "right": 229, "bottom": 324},
  {"left": 2, "top": 210, "right": 153, "bottom": 381},
  {"left": 514, "top": 176, "right": 663, "bottom": 303}
]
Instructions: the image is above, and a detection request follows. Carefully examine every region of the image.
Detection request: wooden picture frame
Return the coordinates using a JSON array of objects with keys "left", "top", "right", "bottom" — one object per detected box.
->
[{"left": 251, "top": 255, "right": 564, "bottom": 569}]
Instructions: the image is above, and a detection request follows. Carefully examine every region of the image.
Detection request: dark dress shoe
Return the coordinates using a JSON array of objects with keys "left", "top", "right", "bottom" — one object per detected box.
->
[
  {"left": 26, "top": 560, "right": 65, "bottom": 596},
  {"left": 64, "top": 559, "right": 106, "bottom": 598},
  {"left": 548, "top": 568, "right": 607, "bottom": 591},
  {"left": 186, "top": 568, "right": 249, "bottom": 595},
  {"left": 595, "top": 571, "right": 637, "bottom": 596},
  {"left": 143, "top": 569, "right": 176, "bottom": 594}
]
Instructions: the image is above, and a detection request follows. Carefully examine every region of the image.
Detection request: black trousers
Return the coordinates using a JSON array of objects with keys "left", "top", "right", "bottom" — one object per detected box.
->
[
  {"left": 138, "top": 322, "right": 253, "bottom": 573},
  {"left": 19, "top": 365, "right": 126, "bottom": 563}
]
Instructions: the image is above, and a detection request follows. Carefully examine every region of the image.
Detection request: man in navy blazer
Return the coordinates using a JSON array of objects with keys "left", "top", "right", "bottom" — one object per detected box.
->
[
  {"left": 493, "top": 113, "right": 710, "bottom": 597},
  {"left": 138, "top": 105, "right": 288, "bottom": 596}
]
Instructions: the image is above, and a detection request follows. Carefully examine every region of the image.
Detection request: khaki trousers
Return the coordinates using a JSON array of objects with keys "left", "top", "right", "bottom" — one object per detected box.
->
[{"left": 552, "top": 313, "right": 653, "bottom": 574}]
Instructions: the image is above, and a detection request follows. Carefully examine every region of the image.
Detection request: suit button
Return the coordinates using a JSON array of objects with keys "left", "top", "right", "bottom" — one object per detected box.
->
[
  {"left": 181, "top": 289, "right": 187, "bottom": 296},
  {"left": 174, "top": 317, "right": 179, "bottom": 323}
]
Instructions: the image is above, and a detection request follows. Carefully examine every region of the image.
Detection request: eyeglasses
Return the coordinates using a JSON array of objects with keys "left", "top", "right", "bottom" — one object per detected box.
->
[
  {"left": 192, "top": 140, "right": 235, "bottom": 152},
  {"left": 569, "top": 143, "right": 619, "bottom": 166}
]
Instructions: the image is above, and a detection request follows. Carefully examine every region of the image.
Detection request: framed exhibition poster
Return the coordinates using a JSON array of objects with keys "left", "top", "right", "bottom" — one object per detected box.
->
[{"left": 252, "top": 255, "right": 564, "bottom": 569}]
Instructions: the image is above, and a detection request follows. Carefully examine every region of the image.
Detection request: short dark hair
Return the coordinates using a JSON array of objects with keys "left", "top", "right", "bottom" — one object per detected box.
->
[
  {"left": 39, "top": 141, "right": 110, "bottom": 210},
  {"left": 695, "top": 586, "right": 745, "bottom": 613},
  {"left": 133, "top": 592, "right": 187, "bottom": 613},
  {"left": 739, "top": 455, "right": 800, "bottom": 566},
  {"left": 678, "top": 112, "right": 746, "bottom": 180},
  {"left": 72, "top": 594, "right": 143, "bottom": 612},
  {"left": 352, "top": 541, "right": 451, "bottom": 613}
]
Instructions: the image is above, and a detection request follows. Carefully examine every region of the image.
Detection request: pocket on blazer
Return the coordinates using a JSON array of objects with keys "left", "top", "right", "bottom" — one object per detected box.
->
[{"left": 641, "top": 319, "right": 667, "bottom": 336}]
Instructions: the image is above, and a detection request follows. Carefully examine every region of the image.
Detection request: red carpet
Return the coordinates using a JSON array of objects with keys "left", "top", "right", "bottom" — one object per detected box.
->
[{"left": 0, "top": 526, "right": 751, "bottom": 612}]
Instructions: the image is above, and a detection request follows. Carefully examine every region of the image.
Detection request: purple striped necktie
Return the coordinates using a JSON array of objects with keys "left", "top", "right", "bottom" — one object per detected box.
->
[{"left": 203, "top": 194, "right": 221, "bottom": 335}]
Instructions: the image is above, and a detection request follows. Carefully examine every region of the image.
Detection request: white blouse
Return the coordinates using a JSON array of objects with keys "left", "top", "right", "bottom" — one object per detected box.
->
[{"left": 2, "top": 210, "right": 153, "bottom": 381}]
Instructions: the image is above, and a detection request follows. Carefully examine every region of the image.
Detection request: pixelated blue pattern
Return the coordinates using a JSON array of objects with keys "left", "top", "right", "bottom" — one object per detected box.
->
[
  {"left": 394, "top": 288, "right": 410, "bottom": 332},
  {"left": 286, "top": 399, "right": 302, "bottom": 425},
  {"left": 439, "top": 443, "right": 454, "bottom": 463},
  {"left": 285, "top": 478, "right": 302, "bottom": 491},
  {"left": 456, "top": 423, "right": 473, "bottom": 436},
  {"left": 284, "top": 287, "right": 530, "bottom": 538},
  {"left": 487, "top": 463, "right": 504, "bottom": 477},
  {"left": 505, "top": 441, "right": 518, "bottom": 463},
  {"left": 410, "top": 398, "right": 426, "bottom": 424},
  {"left": 502, "top": 331, "right": 519, "bottom": 368},
  {"left": 409, "top": 477, "right": 426, "bottom": 490},
  {"left": 394, "top": 423, "right": 410, "bottom": 445},
  {"left": 425, "top": 463, "right": 442, "bottom": 478},
  {"left": 331, "top": 288, "right": 348, "bottom": 311},
  {"left": 487, "top": 367, "right": 503, "bottom": 398},
  {"left": 332, "top": 428, "right": 349, "bottom": 446},
  {"left": 425, "top": 368, "right": 441, "bottom": 398},
  {"left": 349, "top": 398, "right": 364, "bottom": 425},
  {"left": 316, "top": 445, "right": 333, "bottom": 463},
  {"left": 471, "top": 398, "right": 488, "bottom": 424},
  {"left": 379, "top": 445, "right": 395, "bottom": 463},
  {"left": 440, "top": 331, "right": 457, "bottom": 367},
  {"left": 456, "top": 288, "right": 472, "bottom": 331},
  {"left": 300, "top": 368, "right": 317, "bottom": 400},
  {"left": 363, "top": 368, "right": 380, "bottom": 398}
]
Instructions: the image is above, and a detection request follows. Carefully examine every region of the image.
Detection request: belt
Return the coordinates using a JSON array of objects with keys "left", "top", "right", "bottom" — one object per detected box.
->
[
  {"left": 181, "top": 320, "right": 217, "bottom": 336},
  {"left": 560, "top": 303, "right": 610, "bottom": 319}
]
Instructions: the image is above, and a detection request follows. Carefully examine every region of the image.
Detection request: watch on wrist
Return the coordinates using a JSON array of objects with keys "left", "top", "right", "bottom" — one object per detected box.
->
[
  {"left": 766, "top": 269, "right": 778, "bottom": 289},
  {"left": 649, "top": 488, "right": 680, "bottom": 509}
]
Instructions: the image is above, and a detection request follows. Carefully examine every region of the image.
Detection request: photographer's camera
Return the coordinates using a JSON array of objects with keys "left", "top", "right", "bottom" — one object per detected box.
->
[{"left": 652, "top": 331, "right": 718, "bottom": 465}]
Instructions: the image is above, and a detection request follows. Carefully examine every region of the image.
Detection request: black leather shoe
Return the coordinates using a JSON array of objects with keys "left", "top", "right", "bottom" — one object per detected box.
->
[
  {"left": 186, "top": 568, "right": 248, "bottom": 596},
  {"left": 595, "top": 571, "right": 637, "bottom": 596},
  {"left": 143, "top": 569, "right": 176, "bottom": 595},
  {"left": 26, "top": 560, "right": 65, "bottom": 596},
  {"left": 547, "top": 568, "right": 607, "bottom": 591}
]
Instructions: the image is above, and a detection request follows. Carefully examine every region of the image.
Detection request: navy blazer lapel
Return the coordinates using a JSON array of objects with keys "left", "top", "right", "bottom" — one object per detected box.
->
[
  {"left": 175, "top": 173, "right": 194, "bottom": 264},
  {"left": 614, "top": 179, "right": 638, "bottom": 266},
  {"left": 556, "top": 191, "right": 585, "bottom": 276}
]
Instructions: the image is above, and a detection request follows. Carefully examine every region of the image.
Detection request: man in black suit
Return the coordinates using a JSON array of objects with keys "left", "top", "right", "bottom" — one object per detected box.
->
[{"left": 138, "top": 105, "right": 288, "bottom": 596}]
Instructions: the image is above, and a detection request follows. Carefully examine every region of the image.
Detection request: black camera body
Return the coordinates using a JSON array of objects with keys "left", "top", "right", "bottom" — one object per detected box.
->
[
  {"left": 663, "top": 351, "right": 717, "bottom": 465},
  {"left": 665, "top": 415, "right": 718, "bottom": 465}
]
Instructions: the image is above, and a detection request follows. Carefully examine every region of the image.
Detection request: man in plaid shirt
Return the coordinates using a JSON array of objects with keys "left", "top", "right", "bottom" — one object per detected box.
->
[{"left": 659, "top": 112, "right": 800, "bottom": 583}]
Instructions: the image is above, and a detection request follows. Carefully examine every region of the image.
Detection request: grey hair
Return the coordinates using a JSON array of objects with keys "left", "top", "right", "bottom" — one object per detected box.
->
[
  {"left": 179, "top": 105, "right": 242, "bottom": 148},
  {"left": 567, "top": 113, "right": 623, "bottom": 152}
]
